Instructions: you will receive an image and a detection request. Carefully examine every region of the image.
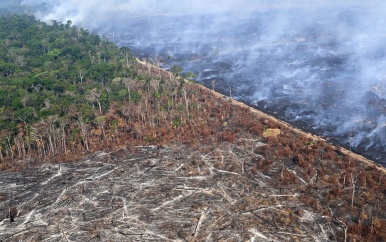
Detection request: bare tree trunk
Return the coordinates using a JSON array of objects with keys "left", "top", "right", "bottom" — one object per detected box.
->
[
  {"left": 78, "top": 115, "right": 89, "bottom": 152},
  {"left": 0, "top": 147, "right": 3, "bottom": 161},
  {"left": 60, "top": 122, "right": 67, "bottom": 154},
  {"left": 14, "top": 137, "right": 21, "bottom": 158},
  {"left": 378, "top": 172, "right": 383, "bottom": 186},
  {"left": 23, "top": 122, "right": 31, "bottom": 157},
  {"left": 182, "top": 88, "right": 189, "bottom": 117},
  {"left": 78, "top": 69, "right": 85, "bottom": 82},
  {"left": 48, "top": 135, "right": 55, "bottom": 157},
  {"left": 97, "top": 101, "right": 102, "bottom": 115},
  {"left": 36, "top": 139, "right": 42, "bottom": 158},
  {"left": 6, "top": 137, "right": 14, "bottom": 159},
  {"left": 351, "top": 173, "right": 358, "bottom": 208}
]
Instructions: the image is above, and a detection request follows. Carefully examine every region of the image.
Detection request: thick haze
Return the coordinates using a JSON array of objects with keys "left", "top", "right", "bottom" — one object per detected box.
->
[{"left": 25, "top": 0, "right": 386, "bottom": 161}]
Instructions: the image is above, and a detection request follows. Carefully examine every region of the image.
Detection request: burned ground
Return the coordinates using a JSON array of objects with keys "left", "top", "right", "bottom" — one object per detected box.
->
[
  {"left": 0, "top": 60, "right": 386, "bottom": 241},
  {"left": 1, "top": 142, "right": 340, "bottom": 242}
]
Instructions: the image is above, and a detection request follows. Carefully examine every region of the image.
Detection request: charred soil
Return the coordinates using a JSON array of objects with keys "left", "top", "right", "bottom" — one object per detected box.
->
[{"left": 1, "top": 60, "right": 386, "bottom": 241}]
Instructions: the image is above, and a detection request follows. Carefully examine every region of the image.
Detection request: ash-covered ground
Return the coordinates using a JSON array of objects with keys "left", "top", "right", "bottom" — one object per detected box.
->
[
  {"left": 0, "top": 142, "right": 338, "bottom": 241},
  {"left": 96, "top": 5, "right": 386, "bottom": 163}
]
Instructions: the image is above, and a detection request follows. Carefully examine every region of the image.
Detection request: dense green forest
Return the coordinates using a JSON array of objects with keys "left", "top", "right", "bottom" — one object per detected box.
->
[
  {"left": 0, "top": 14, "right": 197, "bottom": 164},
  {"left": 0, "top": 13, "right": 235, "bottom": 167},
  {"left": 0, "top": 14, "right": 132, "bottom": 126}
]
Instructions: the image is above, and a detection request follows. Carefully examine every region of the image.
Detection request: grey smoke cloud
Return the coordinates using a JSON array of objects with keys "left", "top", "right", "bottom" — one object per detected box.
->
[
  {"left": 25, "top": 0, "right": 249, "bottom": 23},
  {"left": 24, "top": 0, "right": 386, "bottom": 161},
  {"left": 24, "top": 0, "right": 374, "bottom": 25}
]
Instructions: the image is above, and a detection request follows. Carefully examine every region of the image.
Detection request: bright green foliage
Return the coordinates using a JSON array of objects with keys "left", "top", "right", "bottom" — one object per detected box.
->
[
  {"left": 0, "top": 14, "right": 135, "bottom": 135},
  {"left": 0, "top": 13, "right": 202, "bottom": 164},
  {"left": 170, "top": 65, "right": 183, "bottom": 76},
  {"left": 0, "top": 15, "right": 132, "bottom": 124},
  {"left": 184, "top": 71, "right": 196, "bottom": 80}
]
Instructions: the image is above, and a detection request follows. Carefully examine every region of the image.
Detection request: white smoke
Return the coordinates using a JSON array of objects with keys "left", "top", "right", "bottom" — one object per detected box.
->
[
  {"left": 23, "top": 0, "right": 378, "bottom": 26},
  {"left": 23, "top": 0, "right": 386, "bottom": 161}
]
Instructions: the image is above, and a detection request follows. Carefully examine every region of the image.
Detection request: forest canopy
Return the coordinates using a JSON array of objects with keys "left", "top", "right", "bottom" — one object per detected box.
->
[
  {"left": 0, "top": 14, "right": 135, "bottom": 132},
  {"left": 0, "top": 13, "right": 198, "bottom": 164},
  {"left": 0, "top": 14, "right": 152, "bottom": 161}
]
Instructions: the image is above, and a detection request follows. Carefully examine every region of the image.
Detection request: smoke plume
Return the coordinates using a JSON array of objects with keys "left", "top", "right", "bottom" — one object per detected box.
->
[{"left": 24, "top": 0, "right": 386, "bottom": 162}]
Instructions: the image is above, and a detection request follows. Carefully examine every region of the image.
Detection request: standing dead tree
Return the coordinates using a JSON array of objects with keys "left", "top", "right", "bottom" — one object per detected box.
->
[{"left": 351, "top": 173, "right": 358, "bottom": 209}]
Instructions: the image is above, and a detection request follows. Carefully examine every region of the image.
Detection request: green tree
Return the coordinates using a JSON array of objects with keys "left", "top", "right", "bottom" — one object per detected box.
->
[{"left": 170, "top": 65, "right": 183, "bottom": 77}]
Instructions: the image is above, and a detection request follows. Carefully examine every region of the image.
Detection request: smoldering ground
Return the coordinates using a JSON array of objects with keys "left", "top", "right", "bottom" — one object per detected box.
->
[{"left": 24, "top": 0, "right": 386, "bottom": 162}]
